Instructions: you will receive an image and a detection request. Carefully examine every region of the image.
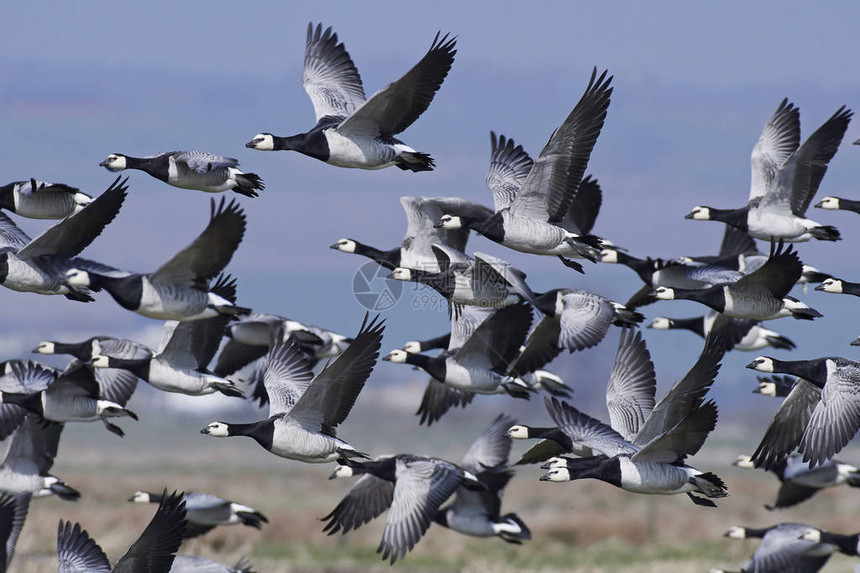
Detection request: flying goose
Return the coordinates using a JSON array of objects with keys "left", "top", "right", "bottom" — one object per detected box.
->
[
  {"left": 382, "top": 302, "right": 536, "bottom": 398},
  {"left": 129, "top": 490, "right": 267, "bottom": 539},
  {"left": 0, "top": 415, "right": 79, "bottom": 500},
  {"left": 57, "top": 490, "right": 186, "bottom": 572},
  {"left": 686, "top": 103, "right": 852, "bottom": 242},
  {"left": 815, "top": 277, "right": 860, "bottom": 297},
  {"left": 436, "top": 69, "right": 613, "bottom": 271},
  {"left": 485, "top": 133, "right": 606, "bottom": 236},
  {"left": 325, "top": 453, "right": 484, "bottom": 564},
  {"left": 49, "top": 198, "right": 249, "bottom": 320},
  {"left": 388, "top": 246, "right": 535, "bottom": 309},
  {"left": 746, "top": 355, "right": 860, "bottom": 468},
  {"left": 0, "top": 176, "right": 127, "bottom": 301},
  {"left": 0, "top": 179, "right": 92, "bottom": 219},
  {"left": 213, "top": 312, "right": 352, "bottom": 378},
  {"left": 0, "top": 361, "right": 138, "bottom": 437},
  {"left": 0, "top": 492, "right": 30, "bottom": 571},
  {"left": 93, "top": 316, "right": 243, "bottom": 398},
  {"left": 514, "top": 331, "right": 730, "bottom": 505},
  {"left": 330, "top": 196, "right": 492, "bottom": 272},
  {"left": 100, "top": 150, "right": 264, "bottom": 197},
  {"left": 718, "top": 523, "right": 859, "bottom": 573},
  {"left": 246, "top": 23, "right": 456, "bottom": 172},
  {"left": 653, "top": 241, "right": 821, "bottom": 321},
  {"left": 815, "top": 195, "right": 860, "bottom": 214},
  {"left": 201, "top": 315, "right": 384, "bottom": 463},
  {"left": 33, "top": 336, "right": 152, "bottom": 406},
  {"left": 648, "top": 312, "right": 796, "bottom": 351},
  {"left": 733, "top": 453, "right": 860, "bottom": 509},
  {"left": 323, "top": 414, "right": 528, "bottom": 562}
]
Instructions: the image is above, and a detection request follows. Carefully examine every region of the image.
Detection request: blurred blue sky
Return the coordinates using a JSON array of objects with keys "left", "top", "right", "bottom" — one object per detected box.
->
[{"left": 2, "top": 1, "right": 860, "bottom": 415}]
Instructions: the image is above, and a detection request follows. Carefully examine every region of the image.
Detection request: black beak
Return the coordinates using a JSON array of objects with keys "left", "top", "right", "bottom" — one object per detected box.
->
[
  {"left": 200, "top": 428, "right": 210, "bottom": 434},
  {"left": 814, "top": 284, "right": 826, "bottom": 292},
  {"left": 852, "top": 338, "right": 860, "bottom": 347},
  {"left": 433, "top": 222, "right": 444, "bottom": 228},
  {"left": 744, "top": 361, "right": 758, "bottom": 370},
  {"left": 684, "top": 212, "right": 695, "bottom": 220},
  {"left": 329, "top": 243, "right": 340, "bottom": 250},
  {"left": 98, "top": 160, "right": 109, "bottom": 167},
  {"left": 539, "top": 474, "right": 550, "bottom": 481},
  {"left": 245, "top": 140, "right": 257, "bottom": 148},
  {"left": 381, "top": 355, "right": 392, "bottom": 362}
]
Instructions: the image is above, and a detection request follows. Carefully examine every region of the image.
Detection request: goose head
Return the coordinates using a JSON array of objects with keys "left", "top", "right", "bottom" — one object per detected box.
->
[
  {"left": 434, "top": 214, "right": 462, "bottom": 229},
  {"left": 539, "top": 468, "right": 571, "bottom": 482},
  {"left": 382, "top": 349, "right": 409, "bottom": 363},
  {"left": 652, "top": 287, "right": 675, "bottom": 300},
  {"left": 402, "top": 340, "right": 422, "bottom": 353},
  {"left": 99, "top": 154, "right": 127, "bottom": 171},
  {"left": 506, "top": 424, "right": 531, "bottom": 439},
  {"left": 754, "top": 379, "right": 777, "bottom": 396},
  {"left": 33, "top": 341, "right": 55, "bottom": 354},
  {"left": 387, "top": 267, "right": 412, "bottom": 281},
  {"left": 329, "top": 464, "right": 354, "bottom": 479},
  {"left": 65, "top": 269, "right": 91, "bottom": 288},
  {"left": 246, "top": 133, "right": 274, "bottom": 150},
  {"left": 330, "top": 238, "right": 357, "bottom": 253},
  {"left": 816, "top": 278, "right": 843, "bottom": 293},
  {"left": 599, "top": 249, "right": 619, "bottom": 263},
  {"left": 201, "top": 422, "right": 230, "bottom": 437},
  {"left": 685, "top": 206, "right": 711, "bottom": 220},
  {"left": 815, "top": 196, "right": 840, "bottom": 210},
  {"left": 648, "top": 317, "right": 673, "bottom": 329},
  {"left": 746, "top": 356, "right": 774, "bottom": 372},
  {"left": 128, "top": 491, "right": 153, "bottom": 503},
  {"left": 732, "top": 455, "right": 755, "bottom": 469},
  {"left": 724, "top": 526, "right": 747, "bottom": 539}
]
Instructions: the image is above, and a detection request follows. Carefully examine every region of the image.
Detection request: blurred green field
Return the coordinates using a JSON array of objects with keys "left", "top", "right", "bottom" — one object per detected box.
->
[{"left": 9, "top": 395, "right": 860, "bottom": 572}]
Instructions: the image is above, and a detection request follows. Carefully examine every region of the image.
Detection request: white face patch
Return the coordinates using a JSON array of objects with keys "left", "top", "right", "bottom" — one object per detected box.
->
[
  {"left": 756, "top": 382, "right": 776, "bottom": 396},
  {"left": 438, "top": 214, "right": 461, "bottom": 229},
  {"left": 800, "top": 529, "right": 821, "bottom": 542},
  {"left": 649, "top": 317, "right": 672, "bottom": 329},
  {"left": 247, "top": 133, "right": 274, "bottom": 151},
  {"left": 65, "top": 269, "right": 91, "bottom": 287},
  {"left": 389, "top": 267, "right": 412, "bottom": 281},
  {"left": 100, "top": 154, "right": 127, "bottom": 171},
  {"left": 403, "top": 341, "right": 421, "bottom": 353},
  {"left": 333, "top": 239, "right": 357, "bottom": 253},
  {"left": 687, "top": 206, "right": 711, "bottom": 220},
  {"left": 653, "top": 287, "right": 675, "bottom": 300},
  {"left": 129, "top": 491, "right": 150, "bottom": 503},
  {"left": 203, "top": 422, "right": 230, "bottom": 437},
  {"left": 542, "top": 468, "right": 571, "bottom": 482},
  {"left": 91, "top": 355, "right": 110, "bottom": 368},
  {"left": 599, "top": 249, "right": 618, "bottom": 263},
  {"left": 817, "top": 197, "right": 839, "bottom": 210},
  {"left": 818, "top": 278, "right": 843, "bottom": 293},
  {"left": 506, "top": 425, "right": 529, "bottom": 439},
  {"left": 725, "top": 526, "right": 746, "bottom": 539},
  {"left": 748, "top": 357, "right": 774, "bottom": 372},
  {"left": 385, "top": 349, "right": 408, "bottom": 363},
  {"left": 34, "top": 341, "right": 54, "bottom": 354},
  {"left": 732, "top": 455, "right": 754, "bottom": 469},
  {"left": 330, "top": 465, "right": 354, "bottom": 479}
]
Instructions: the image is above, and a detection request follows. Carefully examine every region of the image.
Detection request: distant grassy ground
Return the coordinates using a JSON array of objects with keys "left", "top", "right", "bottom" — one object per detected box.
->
[{"left": 10, "top": 397, "right": 860, "bottom": 572}]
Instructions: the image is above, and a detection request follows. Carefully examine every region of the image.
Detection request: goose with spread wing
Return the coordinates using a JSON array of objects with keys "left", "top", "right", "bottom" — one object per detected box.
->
[
  {"left": 436, "top": 69, "right": 612, "bottom": 271},
  {"left": 246, "top": 23, "right": 456, "bottom": 172},
  {"left": 687, "top": 102, "right": 851, "bottom": 242},
  {"left": 0, "top": 176, "right": 127, "bottom": 301},
  {"left": 331, "top": 196, "right": 491, "bottom": 272},
  {"left": 201, "top": 315, "right": 384, "bottom": 463},
  {"left": 48, "top": 198, "right": 248, "bottom": 320}
]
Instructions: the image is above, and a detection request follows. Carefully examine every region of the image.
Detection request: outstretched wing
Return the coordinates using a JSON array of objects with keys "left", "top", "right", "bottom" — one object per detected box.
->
[
  {"left": 337, "top": 32, "right": 456, "bottom": 137},
  {"left": 486, "top": 132, "right": 534, "bottom": 211},
  {"left": 321, "top": 472, "right": 394, "bottom": 535},
  {"left": 605, "top": 328, "right": 656, "bottom": 442},
  {"left": 749, "top": 98, "right": 800, "bottom": 201},
  {"left": 303, "top": 23, "right": 367, "bottom": 121}
]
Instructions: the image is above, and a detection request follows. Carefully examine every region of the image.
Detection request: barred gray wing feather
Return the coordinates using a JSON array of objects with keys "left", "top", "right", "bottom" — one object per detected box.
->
[
  {"left": 303, "top": 23, "right": 366, "bottom": 121},
  {"left": 174, "top": 150, "right": 239, "bottom": 173},
  {"left": 321, "top": 472, "right": 394, "bottom": 535},
  {"left": 606, "top": 328, "right": 656, "bottom": 442}
]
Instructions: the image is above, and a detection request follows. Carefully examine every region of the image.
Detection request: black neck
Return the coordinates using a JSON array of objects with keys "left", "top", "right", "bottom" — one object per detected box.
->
[
  {"left": 124, "top": 156, "right": 169, "bottom": 182},
  {"left": 353, "top": 242, "right": 400, "bottom": 270},
  {"left": 668, "top": 317, "right": 706, "bottom": 338},
  {"left": 564, "top": 455, "right": 620, "bottom": 486},
  {"left": 530, "top": 427, "right": 572, "bottom": 450},
  {"left": 670, "top": 287, "right": 722, "bottom": 311},
  {"left": 741, "top": 527, "right": 770, "bottom": 539},
  {"left": 706, "top": 206, "right": 749, "bottom": 230},
  {"left": 344, "top": 456, "right": 398, "bottom": 482},
  {"left": 408, "top": 270, "right": 454, "bottom": 299},
  {"left": 418, "top": 333, "right": 452, "bottom": 352},
  {"left": 534, "top": 290, "right": 560, "bottom": 316},
  {"left": 613, "top": 252, "right": 657, "bottom": 284},
  {"left": 768, "top": 358, "right": 831, "bottom": 387},
  {"left": 274, "top": 130, "right": 329, "bottom": 160},
  {"left": 0, "top": 392, "right": 43, "bottom": 414},
  {"left": 93, "top": 274, "right": 143, "bottom": 311},
  {"left": 0, "top": 183, "right": 14, "bottom": 210},
  {"left": 105, "top": 357, "right": 150, "bottom": 379},
  {"left": 0, "top": 253, "right": 7, "bottom": 285},
  {"left": 819, "top": 531, "right": 859, "bottom": 556},
  {"left": 226, "top": 419, "right": 275, "bottom": 451},
  {"left": 464, "top": 214, "right": 504, "bottom": 243},
  {"left": 50, "top": 340, "right": 96, "bottom": 361},
  {"left": 403, "top": 352, "right": 446, "bottom": 381}
]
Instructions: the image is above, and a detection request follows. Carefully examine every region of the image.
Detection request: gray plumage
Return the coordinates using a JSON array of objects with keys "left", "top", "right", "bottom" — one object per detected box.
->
[{"left": 0, "top": 179, "right": 92, "bottom": 219}]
